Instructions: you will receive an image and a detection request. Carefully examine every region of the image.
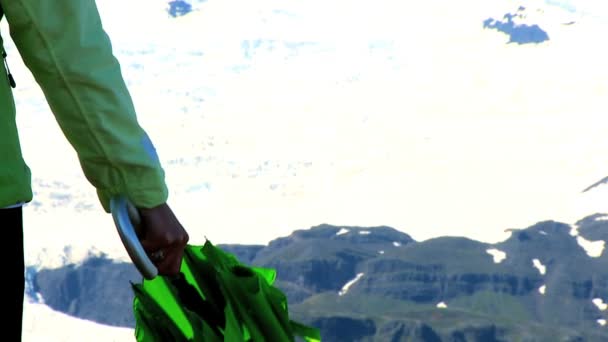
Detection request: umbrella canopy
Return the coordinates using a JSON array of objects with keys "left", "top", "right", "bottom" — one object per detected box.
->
[{"left": 132, "top": 241, "right": 321, "bottom": 342}]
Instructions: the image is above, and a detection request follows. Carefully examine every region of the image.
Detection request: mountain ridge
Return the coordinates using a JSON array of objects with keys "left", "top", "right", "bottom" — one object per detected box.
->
[{"left": 28, "top": 213, "right": 608, "bottom": 341}]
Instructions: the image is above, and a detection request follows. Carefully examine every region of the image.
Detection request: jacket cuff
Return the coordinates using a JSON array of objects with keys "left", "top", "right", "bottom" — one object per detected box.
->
[{"left": 97, "top": 184, "right": 169, "bottom": 213}]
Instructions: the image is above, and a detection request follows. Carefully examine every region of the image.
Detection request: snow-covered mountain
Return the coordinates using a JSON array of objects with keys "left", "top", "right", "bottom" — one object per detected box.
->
[{"left": 1, "top": 0, "right": 608, "bottom": 339}]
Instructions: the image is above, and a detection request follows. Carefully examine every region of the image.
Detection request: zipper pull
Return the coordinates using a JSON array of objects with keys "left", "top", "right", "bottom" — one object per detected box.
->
[{"left": 2, "top": 50, "right": 16, "bottom": 88}]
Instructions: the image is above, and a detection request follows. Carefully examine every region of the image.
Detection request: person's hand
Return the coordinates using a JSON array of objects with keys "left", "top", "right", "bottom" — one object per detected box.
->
[{"left": 137, "top": 203, "right": 189, "bottom": 276}]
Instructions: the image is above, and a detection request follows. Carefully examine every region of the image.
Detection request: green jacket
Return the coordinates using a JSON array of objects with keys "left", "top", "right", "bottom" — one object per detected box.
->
[{"left": 0, "top": 0, "right": 168, "bottom": 211}]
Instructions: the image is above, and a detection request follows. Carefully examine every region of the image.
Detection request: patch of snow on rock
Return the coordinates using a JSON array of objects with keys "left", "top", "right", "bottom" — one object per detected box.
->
[
  {"left": 532, "top": 259, "right": 546, "bottom": 275},
  {"left": 338, "top": 273, "right": 364, "bottom": 296},
  {"left": 486, "top": 249, "right": 507, "bottom": 263},
  {"left": 336, "top": 228, "right": 349, "bottom": 236}
]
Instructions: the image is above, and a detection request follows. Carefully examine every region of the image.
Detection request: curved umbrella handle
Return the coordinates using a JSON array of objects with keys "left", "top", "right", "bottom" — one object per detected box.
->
[{"left": 110, "top": 196, "right": 158, "bottom": 280}]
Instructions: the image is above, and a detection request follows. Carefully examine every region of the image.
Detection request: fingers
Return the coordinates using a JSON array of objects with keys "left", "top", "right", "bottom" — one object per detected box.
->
[
  {"left": 154, "top": 244, "right": 186, "bottom": 275},
  {"left": 140, "top": 228, "right": 189, "bottom": 252},
  {"left": 141, "top": 233, "right": 188, "bottom": 276},
  {"left": 137, "top": 203, "right": 190, "bottom": 276}
]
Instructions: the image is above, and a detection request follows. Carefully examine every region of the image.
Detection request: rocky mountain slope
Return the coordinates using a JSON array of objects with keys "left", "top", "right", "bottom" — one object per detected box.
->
[{"left": 31, "top": 215, "right": 608, "bottom": 341}]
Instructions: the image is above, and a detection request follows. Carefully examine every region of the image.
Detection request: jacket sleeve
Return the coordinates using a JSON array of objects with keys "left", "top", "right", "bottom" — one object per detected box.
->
[{"left": 0, "top": 0, "right": 168, "bottom": 212}]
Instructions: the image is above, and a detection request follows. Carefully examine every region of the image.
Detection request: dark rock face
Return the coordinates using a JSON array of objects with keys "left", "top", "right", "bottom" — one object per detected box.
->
[
  {"left": 444, "top": 325, "right": 508, "bottom": 342},
  {"left": 376, "top": 321, "right": 507, "bottom": 342},
  {"left": 467, "top": 325, "right": 504, "bottom": 342},
  {"left": 576, "top": 213, "right": 608, "bottom": 243},
  {"left": 34, "top": 257, "right": 140, "bottom": 327},
  {"left": 361, "top": 265, "right": 541, "bottom": 302},
  {"left": 378, "top": 321, "right": 412, "bottom": 341},
  {"left": 258, "top": 224, "right": 414, "bottom": 253},
  {"left": 260, "top": 251, "right": 367, "bottom": 293},
  {"left": 483, "top": 8, "right": 549, "bottom": 44},
  {"left": 252, "top": 224, "right": 414, "bottom": 298},
  {"left": 310, "top": 317, "right": 376, "bottom": 342},
  {"left": 419, "top": 324, "right": 442, "bottom": 342},
  {"left": 273, "top": 280, "right": 315, "bottom": 303},
  {"left": 582, "top": 176, "right": 608, "bottom": 193},
  {"left": 167, "top": 0, "right": 192, "bottom": 17}
]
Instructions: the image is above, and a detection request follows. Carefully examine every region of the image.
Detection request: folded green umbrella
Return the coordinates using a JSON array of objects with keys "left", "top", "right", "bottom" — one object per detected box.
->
[{"left": 111, "top": 196, "right": 321, "bottom": 342}]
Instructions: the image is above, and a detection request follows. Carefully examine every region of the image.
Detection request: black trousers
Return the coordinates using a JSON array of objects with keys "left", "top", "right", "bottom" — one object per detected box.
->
[{"left": 2, "top": 207, "right": 24, "bottom": 341}]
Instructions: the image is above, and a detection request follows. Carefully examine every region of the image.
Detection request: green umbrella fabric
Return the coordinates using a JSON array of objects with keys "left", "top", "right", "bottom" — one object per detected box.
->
[{"left": 131, "top": 241, "right": 321, "bottom": 342}]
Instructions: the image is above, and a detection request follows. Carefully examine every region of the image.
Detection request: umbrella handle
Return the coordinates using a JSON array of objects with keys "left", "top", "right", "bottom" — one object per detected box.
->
[{"left": 110, "top": 196, "right": 158, "bottom": 280}]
